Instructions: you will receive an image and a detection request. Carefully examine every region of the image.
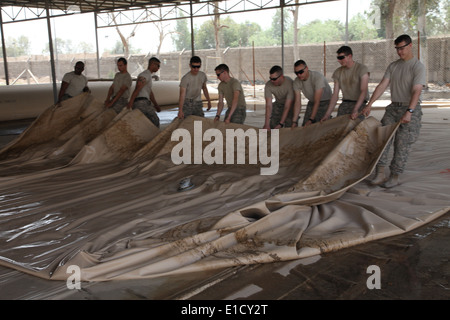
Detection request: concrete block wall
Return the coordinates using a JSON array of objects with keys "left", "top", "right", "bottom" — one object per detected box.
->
[{"left": 1, "top": 36, "right": 448, "bottom": 85}]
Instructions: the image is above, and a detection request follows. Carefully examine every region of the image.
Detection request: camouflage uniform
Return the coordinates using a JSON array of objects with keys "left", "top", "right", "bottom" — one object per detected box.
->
[
  {"left": 109, "top": 71, "right": 132, "bottom": 114},
  {"left": 218, "top": 77, "right": 247, "bottom": 124},
  {"left": 182, "top": 99, "right": 205, "bottom": 118},
  {"left": 293, "top": 70, "right": 332, "bottom": 126},
  {"left": 110, "top": 97, "right": 128, "bottom": 114},
  {"left": 332, "top": 61, "right": 369, "bottom": 120},
  {"left": 179, "top": 70, "right": 208, "bottom": 118},
  {"left": 337, "top": 100, "right": 366, "bottom": 120},
  {"left": 225, "top": 106, "right": 246, "bottom": 124},
  {"left": 377, "top": 56, "right": 426, "bottom": 176},
  {"left": 378, "top": 103, "right": 422, "bottom": 174},
  {"left": 302, "top": 100, "right": 330, "bottom": 126},
  {"left": 265, "top": 76, "right": 294, "bottom": 128},
  {"left": 270, "top": 101, "right": 293, "bottom": 128},
  {"left": 132, "top": 69, "right": 160, "bottom": 128},
  {"left": 133, "top": 98, "right": 160, "bottom": 128}
]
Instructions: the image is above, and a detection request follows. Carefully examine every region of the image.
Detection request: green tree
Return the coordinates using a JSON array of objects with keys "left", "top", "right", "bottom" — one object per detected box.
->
[
  {"left": 195, "top": 16, "right": 261, "bottom": 49},
  {"left": 172, "top": 12, "right": 191, "bottom": 51},
  {"left": 348, "top": 13, "right": 379, "bottom": 41},
  {"left": 413, "top": 0, "right": 450, "bottom": 35},
  {"left": 395, "top": 0, "right": 442, "bottom": 35},
  {"left": 217, "top": 17, "right": 240, "bottom": 47},
  {"left": 247, "top": 8, "right": 292, "bottom": 47},
  {"left": 368, "top": 0, "right": 448, "bottom": 38},
  {"left": 221, "top": 18, "right": 261, "bottom": 47},
  {"left": 237, "top": 21, "right": 262, "bottom": 46},
  {"left": 271, "top": 8, "right": 292, "bottom": 45},
  {"left": 443, "top": 0, "right": 450, "bottom": 33},
  {"left": 43, "top": 38, "right": 75, "bottom": 54},
  {"left": 298, "top": 20, "right": 345, "bottom": 44},
  {"left": 77, "top": 41, "right": 94, "bottom": 54},
  {"left": 4, "top": 36, "right": 31, "bottom": 57},
  {"left": 249, "top": 29, "right": 278, "bottom": 47},
  {"left": 105, "top": 40, "right": 139, "bottom": 55},
  {"left": 109, "top": 40, "right": 125, "bottom": 54},
  {"left": 368, "top": 0, "right": 396, "bottom": 38},
  {"left": 195, "top": 20, "right": 216, "bottom": 49}
]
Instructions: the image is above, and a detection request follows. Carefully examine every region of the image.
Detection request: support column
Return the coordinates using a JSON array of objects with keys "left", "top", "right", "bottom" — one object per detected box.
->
[
  {"left": 0, "top": 9, "right": 10, "bottom": 85},
  {"left": 190, "top": 0, "right": 195, "bottom": 56},
  {"left": 345, "top": 0, "right": 349, "bottom": 45},
  {"left": 280, "top": 0, "right": 285, "bottom": 70},
  {"left": 45, "top": 0, "right": 58, "bottom": 103},
  {"left": 94, "top": 12, "right": 101, "bottom": 79}
]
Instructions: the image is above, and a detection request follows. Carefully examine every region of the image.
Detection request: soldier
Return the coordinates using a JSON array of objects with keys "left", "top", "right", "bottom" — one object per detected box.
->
[
  {"left": 58, "top": 61, "right": 89, "bottom": 103},
  {"left": 362, "top": 34, "right": 426, "bottom": 188},
  {"left": 214, "top": 64, "right": 247, "bottom": 124},
  {"left": 177, "top": 56, "right": 212, "bottom": 119},
  {"left": 104, "top": 57, "right": 132, "bottom": 114},
  {"left": 127, "top": 57, "right": 161, "bottom": 128},
  {"left": 263, "top": 65, "right": 295, "bottom": 129},
  {"left": 292, "top": 60, "right": 332, "bottom": 127},
  {"left": 321, "top": 46, "right": 370, "bottom": 122}
]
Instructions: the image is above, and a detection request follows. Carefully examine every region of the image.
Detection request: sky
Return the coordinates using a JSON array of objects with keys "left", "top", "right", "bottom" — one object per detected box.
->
[{"left": 1, "top": 0, "right": 372, "bottom": 56}]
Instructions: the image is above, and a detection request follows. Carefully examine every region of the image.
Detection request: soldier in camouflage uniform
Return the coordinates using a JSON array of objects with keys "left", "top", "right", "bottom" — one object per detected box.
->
[
  {"left": 321, "top": 46, "right": 370, "bottom": 122},
  {"left": 127, "top": 57, "right": 162, "bottom": 128},
  {"left": 214, "top": 64, "right": 247, "bottom": 124},
  {"left": 263, "top": 66, "right": 295, "bottom": 129},
  {"left": 178, "top": 56, "right": 212, "bottom": 119},
  {"left": 292, "top": 60, "right": 332, "bottom": 127},
  {"left": 104, "top": 57, "right": 132, "bottom": 114},
  {"left": 362, "top": 34, "right": 426, "bottom": 188}
]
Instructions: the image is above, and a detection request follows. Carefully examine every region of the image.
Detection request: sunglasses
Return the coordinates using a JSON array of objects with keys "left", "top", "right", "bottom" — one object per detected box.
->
[
  {"left": 191, "top": 65, "right": 201, "bottom": 69},
  {"left": 216, "top": 70, "right": 224, "bottom": 77},
  {"left": 294, "top": 66, "right": 307, "bottom": 75},
  {"left": 395, "top": 42, "right": 411, "bottom": 50},
  {"left": 269, "top": 74, "right": 281, "bottom": 81},
  {"left": 337, "top": 55, "right": 347, "bottom": 60}
]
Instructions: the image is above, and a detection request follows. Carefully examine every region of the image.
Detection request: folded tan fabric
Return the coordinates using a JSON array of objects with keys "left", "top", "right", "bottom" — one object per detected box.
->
[{"left": 0, "top": 94, "right": 448, "bottom": 281}]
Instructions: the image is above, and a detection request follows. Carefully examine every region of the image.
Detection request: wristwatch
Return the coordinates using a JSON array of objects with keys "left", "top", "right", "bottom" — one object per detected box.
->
[
  {"left": 278, "top": 122, "right": 285, "bottom": 128},
  {"left": 407, "top": 109, "right": 414, "bottom": 113},
  {"left": 309, "top": 118, "right": 317, "bottom": 123}
]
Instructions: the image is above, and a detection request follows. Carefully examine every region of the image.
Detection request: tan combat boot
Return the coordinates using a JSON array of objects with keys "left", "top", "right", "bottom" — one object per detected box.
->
[
  {"left": 380, "top": 174, "right": 400, "bottom": 188},
  {"left": 370, "top": 166, "right": 386, "bottom": 185}
]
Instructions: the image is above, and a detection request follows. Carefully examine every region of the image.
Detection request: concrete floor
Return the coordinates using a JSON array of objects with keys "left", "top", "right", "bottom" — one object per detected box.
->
[{"left": 0, "top": 98, "right": 449, "bottom": 303}]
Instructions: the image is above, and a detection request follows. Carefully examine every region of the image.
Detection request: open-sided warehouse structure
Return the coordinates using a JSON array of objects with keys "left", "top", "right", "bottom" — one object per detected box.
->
[{"left": 0, "top": 0, "right": 449, "bottom": 304}]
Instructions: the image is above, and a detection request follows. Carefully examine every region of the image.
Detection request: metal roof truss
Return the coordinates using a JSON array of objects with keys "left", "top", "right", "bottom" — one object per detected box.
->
[{"left": 0, "top": 0, "right": 337, "bottom": 25}]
